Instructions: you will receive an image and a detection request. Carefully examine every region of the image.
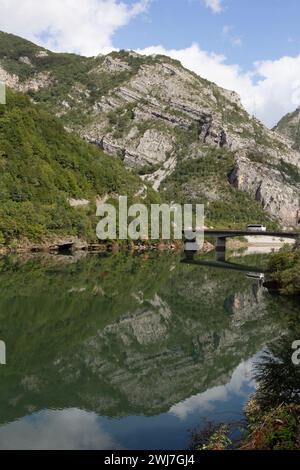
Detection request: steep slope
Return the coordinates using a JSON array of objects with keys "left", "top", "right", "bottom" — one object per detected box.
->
[
  {"left": 1, "top": 31, "right": 300, "bottom": 226},
  {"left": 0, "top": 89, "right": 153, "bottom": 244},
  {"left": 274, "top": 107, "right": 300, "bottom": 151}
]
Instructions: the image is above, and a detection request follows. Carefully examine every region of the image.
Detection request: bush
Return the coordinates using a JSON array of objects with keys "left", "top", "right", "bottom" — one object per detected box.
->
[{"left": 268, "top": 249, "right": 300, "bottom": 296}]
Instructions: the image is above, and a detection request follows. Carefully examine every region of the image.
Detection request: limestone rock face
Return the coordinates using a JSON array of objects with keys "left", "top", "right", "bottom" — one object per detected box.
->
[
  {"left": 101, "top": 55, "right": 132, "bottom": 73},
  {"left": 274, "top": 107, "right": 300, "bottom": 151},
  {"left": 77, "top": 57, "right": 300, "bottom": 214},
  {"left": 0, "top": 65, "right": 19, "bottom": 89},
  {"left": 229, "top": 155, "right": 300, "bottom": 226},
  {"left": 0, "top": 65, "right": 52, "bottom": 92},
  {"left": 2, "top": 32, "right": 300, "bottom": 224},
  {"left": 135, "top": 129, "right": 173, "bottom": 165}
]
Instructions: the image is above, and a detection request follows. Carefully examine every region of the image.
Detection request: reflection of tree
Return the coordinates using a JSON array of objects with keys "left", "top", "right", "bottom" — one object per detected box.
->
[{"left": 254, "top": 333, "right": 300, "bottom": 410}]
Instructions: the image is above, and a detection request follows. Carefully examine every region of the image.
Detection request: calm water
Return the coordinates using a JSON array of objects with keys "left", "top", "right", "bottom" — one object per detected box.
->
[{"left": 0, "top": 251, "right": 298, "bottom": 450}]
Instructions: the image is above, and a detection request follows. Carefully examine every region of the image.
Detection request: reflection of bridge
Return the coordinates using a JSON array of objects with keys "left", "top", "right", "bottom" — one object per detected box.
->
[
  {"left": 181, "top": 258, "right": 267, "bottom": 277},
  {"left": 184, "top": 229, "right": 299, "bottom": 262}
]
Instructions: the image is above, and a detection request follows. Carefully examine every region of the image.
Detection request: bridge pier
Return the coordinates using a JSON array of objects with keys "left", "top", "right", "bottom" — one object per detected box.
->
[
  {"left": 183, "top": 229, "right": 298, "bottom": 262},
  {"left": 184, "top": 242, "right": 197, "bottom": 260},
  {"left": 216, "top": 237, "right": 226, "bottom": 262},
  {"left": 294, "top": 236, "right": 300, "bottom": 249}
]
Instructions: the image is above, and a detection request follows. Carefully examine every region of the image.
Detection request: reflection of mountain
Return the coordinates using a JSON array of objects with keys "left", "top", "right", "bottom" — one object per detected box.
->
[{"left": 0, "top": 253, "right": 293, "bottom": 424}]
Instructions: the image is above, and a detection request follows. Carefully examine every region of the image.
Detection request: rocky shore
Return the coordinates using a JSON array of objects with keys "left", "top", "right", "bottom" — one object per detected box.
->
[{"left": 0, "top": 238, "right": 215, "bottom": 255}]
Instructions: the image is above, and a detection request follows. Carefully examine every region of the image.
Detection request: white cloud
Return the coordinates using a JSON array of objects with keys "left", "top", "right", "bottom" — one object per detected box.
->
[
  {"left": 203, "top": 0, "right": 223, "bottom": 14},
  {"left": 138, "top": 43, "right": 300, "bottom": 127},
  {"left": 222, "top": 25, "right": 243, "bottom": 47},
  {"left": 0, "top": 0, "right": 150, "bottom": 56},
  {"left": 1, "top": 0, "right": 299, "bottom": 127},
  {"left": 231, "top": 37, "right": 242, "bottom": 47}
]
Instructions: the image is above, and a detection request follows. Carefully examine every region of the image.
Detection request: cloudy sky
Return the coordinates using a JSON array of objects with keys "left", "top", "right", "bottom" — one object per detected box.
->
[{"left": 1, "top": 0, "right": 300, "bottom": 126}]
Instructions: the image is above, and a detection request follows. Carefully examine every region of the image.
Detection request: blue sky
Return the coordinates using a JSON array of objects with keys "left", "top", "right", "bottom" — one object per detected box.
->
[
  {"left": 115, "top": 0, "right": 300, "bottom": 71},
  {"left": 1, "top": 0, "right": 300, "bottom": 126}
]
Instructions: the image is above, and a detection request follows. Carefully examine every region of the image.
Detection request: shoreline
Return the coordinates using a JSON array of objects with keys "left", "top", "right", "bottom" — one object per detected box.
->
[
  {"left": 0, "top": 239, "right": 215, "bottom": 255},
  {"left": 0, "top": 237, "right": 293, "bottom": 256}
]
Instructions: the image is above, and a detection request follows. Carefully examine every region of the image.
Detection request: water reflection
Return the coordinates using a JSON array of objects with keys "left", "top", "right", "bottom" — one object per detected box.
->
[
  {"left": 182, "top": 258, "right": 267, "bottom": 278},
  {"left": 0, "top": 356, "right": 257, "bottom": 450},
  {"left": 254, "top": 332, "right": 300, "bottom": 410},
  {"left": 0, "top": 252, "right": 298, "bottom": 449},
  {"left": 170, "top": 357, "right": 255, "bottom": 420},
  {"left": 0, "top": 409, "right": 122, "bottom": 450}
]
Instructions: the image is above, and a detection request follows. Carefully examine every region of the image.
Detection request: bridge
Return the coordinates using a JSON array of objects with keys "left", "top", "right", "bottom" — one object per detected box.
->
[{"left": 183, "top": 229, "right": 300, "bottom": 262}]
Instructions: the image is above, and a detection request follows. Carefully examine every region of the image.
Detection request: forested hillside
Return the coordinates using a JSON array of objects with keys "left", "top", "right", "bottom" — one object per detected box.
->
[{"left": 0, "top": 90, "right": 154, "bottom": 244}]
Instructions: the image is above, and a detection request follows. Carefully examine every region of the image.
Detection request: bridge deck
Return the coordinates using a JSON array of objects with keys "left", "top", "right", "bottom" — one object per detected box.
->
[{"left": 184, "top": 229, "right": 299, "bottom": 239}]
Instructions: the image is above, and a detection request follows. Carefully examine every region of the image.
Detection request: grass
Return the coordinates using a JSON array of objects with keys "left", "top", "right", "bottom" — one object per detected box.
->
[{"left": 241, "top": 402, "right": 300, "bottom": 450}]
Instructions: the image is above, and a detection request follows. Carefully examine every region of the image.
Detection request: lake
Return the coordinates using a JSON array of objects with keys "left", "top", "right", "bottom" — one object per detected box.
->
[{"left": 0, "top": 250, "right": 298, "bottom": 449}]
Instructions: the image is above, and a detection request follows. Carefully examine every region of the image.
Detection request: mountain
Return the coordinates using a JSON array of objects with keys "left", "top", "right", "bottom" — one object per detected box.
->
[
  {"left": 0, "top": 89, "right": 155, "bottom": 245},
  {"left": 274, "top": 107, "right": 300, "bottom": 152},
  {"left": 1, "top": 31, "right": 300, "bottom": 228}
]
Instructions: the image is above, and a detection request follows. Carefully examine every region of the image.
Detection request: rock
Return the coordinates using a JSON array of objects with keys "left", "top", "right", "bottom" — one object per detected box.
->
[
  {"left": 0, "top": 66, "right": 52, "bottom": 92},
  {"left": 102, "top": 138, "right": 124, "bottom": 157},
  {"left": 0, "top": 65, "right": 19, "bottom": 88},
  {"left": 274, "top": 107, "right": 300, "bottom": 151},
  {"left": 35, "top": 50, "right": 49, "bottom": 58},
  {"left": 101, "top": 55, "right": 132, "bottom": 73},
  {"left": 229, "top": 155, "right": 300, "bottom": 225},
  {"left": 19, "top": 56, "right": 32, "bottom": 66},
  {"left": 134, "top": 105, "right": 191, "bottom": 130},
  {"left": 2, "top": 33, "right": 300, "bottom": 225},
  {"left": 219, "top": 87, "right": 242, "bottom": 107},
  {"left": 135, "top": 129, "right": 173, "bottom": 164},
  {"left": 141, "top": 156, "right": 177, "bottom": 190}
]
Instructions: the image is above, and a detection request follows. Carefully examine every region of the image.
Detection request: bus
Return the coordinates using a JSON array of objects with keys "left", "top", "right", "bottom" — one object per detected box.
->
[{"left": 247, "top": 224, "right": 267, "bottom": 232}]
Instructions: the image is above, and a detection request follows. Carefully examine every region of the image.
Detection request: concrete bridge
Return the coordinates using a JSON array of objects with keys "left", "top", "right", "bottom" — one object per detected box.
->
[{"left": 184, "top": 229, "right": 300, "bottom": 262}]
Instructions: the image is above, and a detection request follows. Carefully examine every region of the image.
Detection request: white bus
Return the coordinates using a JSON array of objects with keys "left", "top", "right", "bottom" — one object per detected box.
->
[{"left": 247, "top": 224, "right": 267, "bottom": 232}]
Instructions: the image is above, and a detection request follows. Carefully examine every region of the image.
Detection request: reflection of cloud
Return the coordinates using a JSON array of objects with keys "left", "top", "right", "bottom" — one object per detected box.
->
[
  {"left": 0, "top": 408, "right": 122, "bottom": 450},
  {"left": 169, "top": 358, "right": 255, "bottom": 420}
]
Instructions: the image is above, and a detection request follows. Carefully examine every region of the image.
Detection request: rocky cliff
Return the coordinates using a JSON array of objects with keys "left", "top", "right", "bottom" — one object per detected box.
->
[
  {"left": 274, "top": 107, "right": 300, "bottom": 152},
  {"left": 1, "top": 31, "right": 300, "bottom": 226}
]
